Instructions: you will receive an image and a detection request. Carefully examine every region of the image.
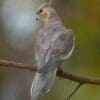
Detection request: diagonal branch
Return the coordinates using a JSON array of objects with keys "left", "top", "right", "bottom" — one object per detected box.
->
[
  {"left": 57, "top": 69, "right": 100, "bottom": 85},
  {"left": 67, "top": 83, "right": 83, "bottom": 100},
  {"left": 0, "top": 59, "right": 37, "bottom": 71},
  {"left": 0, "top": 59, "right": 100, "bottom": 85}
]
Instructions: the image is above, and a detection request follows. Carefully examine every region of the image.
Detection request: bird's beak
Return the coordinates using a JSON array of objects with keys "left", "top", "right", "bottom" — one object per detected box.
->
[{"left": 36, "top": 16, "right": 39, "bottom": 21}]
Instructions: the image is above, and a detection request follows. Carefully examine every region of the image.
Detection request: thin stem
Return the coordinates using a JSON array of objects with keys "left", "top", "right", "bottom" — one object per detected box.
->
[{"left": 67, "top": 83, "right": 83, "bottom": 100}]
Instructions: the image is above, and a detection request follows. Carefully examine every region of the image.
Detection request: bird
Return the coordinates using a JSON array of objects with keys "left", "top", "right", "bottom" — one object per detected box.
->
[{"left": 30, "top": 2, "right": 75, "bottom": 100}]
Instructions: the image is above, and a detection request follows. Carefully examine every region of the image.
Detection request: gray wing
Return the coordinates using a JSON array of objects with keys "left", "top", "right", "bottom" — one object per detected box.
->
[
  {"left": 51, "top": 29, "right": 74, "bottom": 60},
  {"left": 38, "top": 29, "right": 74, "bottom": 73},
  {"left": 34, "top": 28, "right": 54, "bottom": 70}
]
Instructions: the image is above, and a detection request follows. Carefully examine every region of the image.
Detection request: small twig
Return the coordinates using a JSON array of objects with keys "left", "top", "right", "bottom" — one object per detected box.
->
[
  {"left": 67, "top": 83, "right": 83, "bottom": 100},
  {"left": 57, "top": 69, "right": 100, "bottom": 85},
  {"left": 0, "top": 59, "right": 37, "bottom": 71}
]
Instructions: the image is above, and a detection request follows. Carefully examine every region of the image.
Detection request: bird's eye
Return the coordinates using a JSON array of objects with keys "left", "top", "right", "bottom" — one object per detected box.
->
[{"left": 39, "top": 9, "right": 43, "bottom": 13}]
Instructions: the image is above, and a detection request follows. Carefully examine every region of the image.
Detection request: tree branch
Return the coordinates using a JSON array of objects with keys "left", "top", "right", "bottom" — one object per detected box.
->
[
  {"left": 0, "top": 59, "right": 100, "bottom": 85},
  {"left": 1, "top": 59, "right": 100, "bottom": 100},
  {"left": 57, "top": 69, "right": 100, "bottom": 85}
]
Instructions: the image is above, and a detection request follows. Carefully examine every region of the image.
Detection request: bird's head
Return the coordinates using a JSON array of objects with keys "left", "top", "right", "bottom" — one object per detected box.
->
[{"left": 36, "top": 2, "right": 57, "bottom": 23}]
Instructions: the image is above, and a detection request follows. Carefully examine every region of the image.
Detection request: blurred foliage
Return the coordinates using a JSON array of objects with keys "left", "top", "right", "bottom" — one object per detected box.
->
[{"left": 0, "top": 0, "right": 100, "bottom": 100}]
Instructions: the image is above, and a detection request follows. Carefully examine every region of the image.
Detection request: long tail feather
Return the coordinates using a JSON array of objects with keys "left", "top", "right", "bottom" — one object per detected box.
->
[{"left": 30, "top": 69, "right": 57, "bottom": 100}]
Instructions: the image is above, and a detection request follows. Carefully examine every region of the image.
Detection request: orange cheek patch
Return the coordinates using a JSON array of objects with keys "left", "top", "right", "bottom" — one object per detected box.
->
[{"left": 42, "top": 10, "right": 49, "bottom": 18}]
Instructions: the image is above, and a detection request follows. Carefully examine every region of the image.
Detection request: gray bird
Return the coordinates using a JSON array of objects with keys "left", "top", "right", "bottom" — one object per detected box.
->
[{"left": 31, "top": 2, "right": 75, "bottom": 100}]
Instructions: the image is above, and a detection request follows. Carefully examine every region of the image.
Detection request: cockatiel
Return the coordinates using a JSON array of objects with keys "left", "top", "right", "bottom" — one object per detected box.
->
[{"left": 31, "top": 2, "right": 75, "bottom": 100}]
